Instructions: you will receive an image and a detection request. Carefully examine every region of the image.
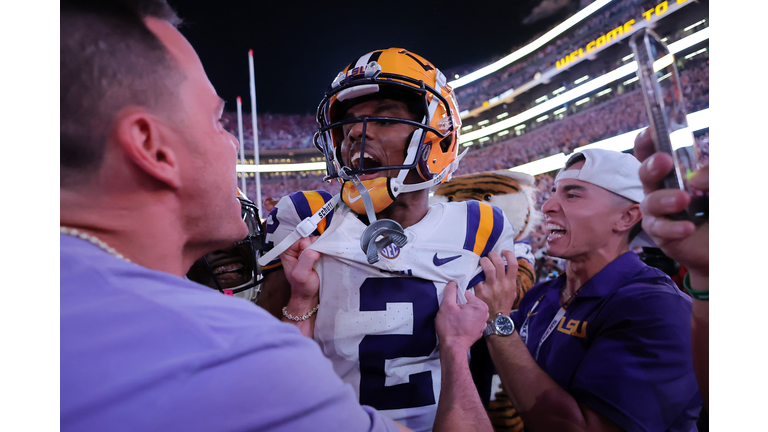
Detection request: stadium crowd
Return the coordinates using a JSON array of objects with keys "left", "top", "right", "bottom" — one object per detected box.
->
[{"left": 222, "top": 111, "right": 317, "bottom": 151}]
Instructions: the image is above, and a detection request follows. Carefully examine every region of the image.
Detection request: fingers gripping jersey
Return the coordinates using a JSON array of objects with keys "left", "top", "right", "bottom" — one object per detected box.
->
[{"left": 262, "top": 193, "right": 534, "bottom": 432}]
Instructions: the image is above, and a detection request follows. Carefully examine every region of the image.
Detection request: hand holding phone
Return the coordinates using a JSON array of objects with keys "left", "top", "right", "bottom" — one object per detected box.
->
[{"left": 629, "top": 28, "right": 708, "bottom": 225}]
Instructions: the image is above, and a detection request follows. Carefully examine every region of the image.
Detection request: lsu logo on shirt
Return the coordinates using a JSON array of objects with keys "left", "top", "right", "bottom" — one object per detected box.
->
[{"left": 557, "top": 318, "right": 587, "bottom": 338}]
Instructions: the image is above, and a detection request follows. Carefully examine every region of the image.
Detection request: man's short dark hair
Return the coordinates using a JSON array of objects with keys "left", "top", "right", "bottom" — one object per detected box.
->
[{"left": 61, "top": 0, "right": 183, "bottom": 187}]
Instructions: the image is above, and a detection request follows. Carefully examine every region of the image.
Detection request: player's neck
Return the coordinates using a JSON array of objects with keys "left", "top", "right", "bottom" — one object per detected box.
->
[{"left": 374, "top": 189, "right": 429, "bottom": 229}]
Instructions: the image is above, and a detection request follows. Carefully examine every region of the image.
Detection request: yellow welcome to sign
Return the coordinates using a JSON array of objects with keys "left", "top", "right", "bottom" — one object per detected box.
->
[{"left": 556, "top": 0, "right": 690, "bottom": 70}]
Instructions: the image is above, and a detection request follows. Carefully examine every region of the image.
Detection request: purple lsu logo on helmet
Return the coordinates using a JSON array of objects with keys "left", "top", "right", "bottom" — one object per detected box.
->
[{"left": 380, "top": 243, "right": 400, "bottom": 259}]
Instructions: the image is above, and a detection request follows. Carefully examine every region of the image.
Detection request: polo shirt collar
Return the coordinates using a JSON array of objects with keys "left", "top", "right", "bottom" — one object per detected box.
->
[{"left": 573, "top": 252, "right": 646, "bottom": 299}]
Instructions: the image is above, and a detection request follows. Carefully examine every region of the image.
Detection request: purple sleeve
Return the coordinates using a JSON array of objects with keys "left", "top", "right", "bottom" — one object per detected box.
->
[{"left": 568, "top": 288, "right": 702, "bottom": 432}]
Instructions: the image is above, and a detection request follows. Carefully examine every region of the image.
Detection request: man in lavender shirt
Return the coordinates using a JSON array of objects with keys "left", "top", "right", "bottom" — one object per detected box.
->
[{"left": 60, "top": 1, "right": 492, "bottom": 431}]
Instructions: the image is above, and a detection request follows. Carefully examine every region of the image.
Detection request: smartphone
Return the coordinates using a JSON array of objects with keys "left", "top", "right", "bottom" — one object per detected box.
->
[{"left": 629, "top": 28, "right": 708, "bottom": 225}]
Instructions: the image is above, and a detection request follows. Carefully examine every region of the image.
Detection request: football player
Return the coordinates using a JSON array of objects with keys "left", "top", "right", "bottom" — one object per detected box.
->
[
  {"left": 187, "top": 190, "right": 263, "bottom": 301},
  {"left": 257, "top": 48, "right": 533, "bottom": 431}
]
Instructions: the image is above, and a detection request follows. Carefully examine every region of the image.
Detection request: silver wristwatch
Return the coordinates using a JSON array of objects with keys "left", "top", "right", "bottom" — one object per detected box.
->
[{"left": 483, "top": 312, "right": 515, "bottom": 337}]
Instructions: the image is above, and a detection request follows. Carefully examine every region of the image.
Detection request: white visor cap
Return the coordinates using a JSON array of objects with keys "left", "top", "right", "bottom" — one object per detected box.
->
[{"left": 555, "top": 148, "right": 644, "bottom": 203}]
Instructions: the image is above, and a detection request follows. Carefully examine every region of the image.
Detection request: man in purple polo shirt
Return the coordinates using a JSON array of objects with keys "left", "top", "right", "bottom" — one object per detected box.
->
[
  {"left": 472, "top": 148, "right": 702, "bottom": 431},
  {"left": 60, "top": 1, "right": 492, "bottom": 431}
]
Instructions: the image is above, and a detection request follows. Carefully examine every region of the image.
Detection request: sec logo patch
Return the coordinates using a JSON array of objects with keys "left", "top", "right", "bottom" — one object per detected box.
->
[{"left": 380, "top": 243, "right": 400, "bottom": 259}]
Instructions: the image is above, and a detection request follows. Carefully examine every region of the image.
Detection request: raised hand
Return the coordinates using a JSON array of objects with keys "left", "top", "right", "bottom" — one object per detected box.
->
[{"left": 473, "top": 250, "right": 519, "bottom": 316}]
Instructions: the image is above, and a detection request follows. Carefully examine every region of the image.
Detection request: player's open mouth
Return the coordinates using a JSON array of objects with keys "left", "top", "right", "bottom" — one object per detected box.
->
[
  {"left": 211, "top": 261, "right": 246, "bottom": 285},
  {"left": 547, "top": 223, "right": 566, "bottom": 241},
  {"left": 350, "top": 151, "right": 383, "bottom": 179}
]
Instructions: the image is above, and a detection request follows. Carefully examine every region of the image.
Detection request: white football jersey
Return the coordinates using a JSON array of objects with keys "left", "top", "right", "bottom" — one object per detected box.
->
[{"left": 262, "top": 191, "right": 534, "bottom": 432}]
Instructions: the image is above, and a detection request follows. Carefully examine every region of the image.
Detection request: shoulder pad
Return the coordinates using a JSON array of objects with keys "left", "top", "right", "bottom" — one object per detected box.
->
[
  {"left": 287, "top": 190, "right": 335, "bottom": 234},
  {"left": 261, "top": 190, "right": 335, "bottom": 273}
]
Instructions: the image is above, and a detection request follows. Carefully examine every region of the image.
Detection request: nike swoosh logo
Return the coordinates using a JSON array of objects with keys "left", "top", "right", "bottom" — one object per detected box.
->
[
  {"left": 348, "top": 186, "right": 375, "bottom": 203},
  {"left": 433, "top": 254, "right": 461, "bottom": 266}
]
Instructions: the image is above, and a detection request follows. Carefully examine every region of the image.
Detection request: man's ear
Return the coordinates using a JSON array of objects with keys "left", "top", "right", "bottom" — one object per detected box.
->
[
  {"left": 112, "top": 107, "right": 181, "bottom": 189},
  {"left": 614, "top": 203, "right": 643, "bottom": 233}
]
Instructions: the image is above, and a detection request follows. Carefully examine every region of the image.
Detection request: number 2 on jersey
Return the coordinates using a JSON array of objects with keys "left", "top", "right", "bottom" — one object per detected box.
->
[{"left": 358, "top": 277, "right": 439, "bottom": 410}]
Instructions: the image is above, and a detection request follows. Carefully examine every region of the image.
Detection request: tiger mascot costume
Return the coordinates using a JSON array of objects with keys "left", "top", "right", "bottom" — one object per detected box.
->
[{"left": 430, "top": 170, "right": 543, "bottom": 432}]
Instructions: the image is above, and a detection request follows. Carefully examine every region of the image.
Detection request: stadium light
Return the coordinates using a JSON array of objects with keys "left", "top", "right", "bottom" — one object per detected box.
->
[
  {"left": 237, "top": 162, "right": 326, "bottom": 173},
  {"left": 657, "top": 72, "right": 672, "bottom": 82},
  {"left": 478, "top": 119, "right": 490, "bottom": 126},
  {"left": 653, "top": 54, "right": 674, "bottom": 72},
  {"left": 498, "top": 130, "right": 510, "bottom": 136},
  {"left": 622, "top": 53, "right": 634, "bottom": 61},
  {"left": 497, "top": 112, "right": 509, "bottom": 119},
  {"left": 510, "top": 108, "right": 709, "bottom": 176},
  {"left": 575, "top": 97, "right": 590, "bottom": 106},
  {"left": 462, "top": 141, "right": 474, "bottom": 147},
  {"left": 514, "top": 124, "right": 527, "bottom": 130},
  {"left": 448, "top": 0, "right": 615, "bottom": 88},
  {"left": 668, "top": 27, "right": 709, "bottom": 53},
  {"left": 552, "top": 86, "right": 566, "bottom": 95},
  {"left": 684, "top": 48, "right": 707, "bottom": 59},
  {"left": 596, "top": 88, "right": 612, "bottom": 97},
  {"left": 683, "top": 19, "right": 706, "bottom": 32},
  {"left": 536, "top": 115, "right": 549, "bottom": 122},
  {"left": 535, "top": 95, "right": 549, "bottom": 104},
  {"left": 479, "top": 136, "right": 491, "bottom": 142},
  {"left": 461, "top": 125, "right": 474, "bottom": 131},
  {"left": 553, "top": 107, "right": 568, "bottom": 115},
  {"left": 574, "top": 75, "right": 590, "bottom": 84},
  {"left": 623, "top": 76, "right": 639, "bottom": 85}
]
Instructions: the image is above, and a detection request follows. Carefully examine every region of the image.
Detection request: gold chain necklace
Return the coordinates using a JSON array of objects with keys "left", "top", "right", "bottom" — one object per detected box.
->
[{"left": 60, "top": 226, "right": 131, "bottom": 263}]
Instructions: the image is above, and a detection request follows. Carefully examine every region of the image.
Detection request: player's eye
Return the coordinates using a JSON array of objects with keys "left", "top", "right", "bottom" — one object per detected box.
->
[{"left": 483, "top": 193, "right": 492, "bottom": 201}]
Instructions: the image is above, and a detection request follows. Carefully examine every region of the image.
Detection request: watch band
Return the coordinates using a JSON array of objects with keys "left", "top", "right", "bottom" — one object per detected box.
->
[{"left": 483, "top": 312, "right": 515, "bottom": 337}]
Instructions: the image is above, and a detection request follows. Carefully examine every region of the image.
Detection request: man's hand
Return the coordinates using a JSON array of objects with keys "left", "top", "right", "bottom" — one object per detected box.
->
[
  {"left": 436, "top": 281, "right": 489, "bottom": 354},
  {"left": 474, "top": 250, "right": 519, "bottom": 315},
  {"left": 634, "top": 128, "right": 709, "bottom": 276},
  {"left": 280, "top": 236, "right": 321, "bottom": 302}
]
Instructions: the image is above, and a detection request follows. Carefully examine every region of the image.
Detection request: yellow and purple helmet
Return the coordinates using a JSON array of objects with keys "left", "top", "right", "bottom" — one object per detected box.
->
[{"left": 314, "top": 48, "right": 464, "bottom": 215}]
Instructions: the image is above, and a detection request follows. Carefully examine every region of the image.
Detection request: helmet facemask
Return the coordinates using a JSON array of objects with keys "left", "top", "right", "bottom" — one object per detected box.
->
[{"left": 186, "top": 197, "right": 264, "bottom": 300}]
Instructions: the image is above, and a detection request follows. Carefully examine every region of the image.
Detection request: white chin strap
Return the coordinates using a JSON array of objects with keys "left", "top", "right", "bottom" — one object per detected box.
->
[
  {"left": 390, "top": 147, "right": 469, "bottom": 196},
  {"left": 257, "top": 194, "right": 340, "bottom": 267}
]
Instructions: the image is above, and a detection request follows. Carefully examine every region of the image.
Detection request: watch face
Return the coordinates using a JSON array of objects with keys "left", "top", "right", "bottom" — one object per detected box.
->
[{"left": 495, "top": 316, "right": 514, "bottom": 335}]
